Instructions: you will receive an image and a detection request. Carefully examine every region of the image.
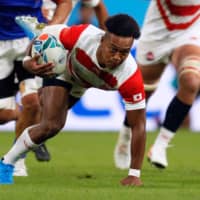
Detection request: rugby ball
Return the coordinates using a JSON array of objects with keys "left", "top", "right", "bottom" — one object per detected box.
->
[{"left": 31, "top": 33, "right": 66, "bottom": 75}]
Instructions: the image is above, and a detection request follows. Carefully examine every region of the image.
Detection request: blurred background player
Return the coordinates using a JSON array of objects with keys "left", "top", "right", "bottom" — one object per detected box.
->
[
  {"left": 71, "top": 2, "right": 98, "bottom": 26},
  {"left": 115, "top": 0, "right": 200, "bottom": 169},
  {"left": 0, "top": 14, "right": 146, "bottom": 186},
  {"left": 42, "top": 0, "right": 108, "bottom": 29},
  {"left": 73, "top": 0, "right": 108, "bottom": 29},
  {"left": 0, "top": 0, "right": 72, "bottom": 176}
]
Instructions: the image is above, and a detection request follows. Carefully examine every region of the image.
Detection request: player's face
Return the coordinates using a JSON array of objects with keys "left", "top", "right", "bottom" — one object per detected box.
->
[{"left": 98, "top": 33, "right": 134, "bottom": 69}]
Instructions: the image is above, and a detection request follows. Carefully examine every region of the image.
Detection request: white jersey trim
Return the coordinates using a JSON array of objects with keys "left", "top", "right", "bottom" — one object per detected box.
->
[{"left": 124, "top": 99, "right": 146, "bottom": 111}]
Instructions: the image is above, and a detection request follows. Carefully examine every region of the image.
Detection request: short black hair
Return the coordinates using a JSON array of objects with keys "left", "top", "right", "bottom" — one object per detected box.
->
[{"left": 105, "top": 14, "right": 140, "bottom": 39}]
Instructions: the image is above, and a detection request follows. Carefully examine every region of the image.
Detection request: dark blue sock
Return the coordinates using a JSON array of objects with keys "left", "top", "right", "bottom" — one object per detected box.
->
[{"left": 163, "top": 96, "right": 191, "bottom": 132}]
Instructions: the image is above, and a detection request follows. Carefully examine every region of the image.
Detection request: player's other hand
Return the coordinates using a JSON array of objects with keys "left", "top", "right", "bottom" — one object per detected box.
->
[
  {"left": 120, "top": 176, "right": 143, "bottom": 186},
  {"left": 23, "top": 54, "right": 55, "bottom": 77}
]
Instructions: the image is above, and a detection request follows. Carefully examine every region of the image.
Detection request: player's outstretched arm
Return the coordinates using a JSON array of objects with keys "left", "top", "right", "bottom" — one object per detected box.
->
[{"left": 120, "top": 109, "right": 146, "bottom": 186}]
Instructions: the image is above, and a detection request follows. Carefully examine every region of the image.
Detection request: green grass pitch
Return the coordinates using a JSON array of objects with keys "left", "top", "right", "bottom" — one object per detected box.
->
[{"left": 0, "top": 129, "right": 200, "bottom": 200}]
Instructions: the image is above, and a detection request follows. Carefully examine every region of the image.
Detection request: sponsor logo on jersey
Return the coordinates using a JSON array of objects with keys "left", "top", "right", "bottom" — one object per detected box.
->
[
  {"left": 146, "top": 51, "right": 155, "bottom": 60},
  {"left": 133, "top": 93, "right": 142, "bottom": 102},
  {"left": 146, "top": 51, "right": 155, "bottom": 61}
]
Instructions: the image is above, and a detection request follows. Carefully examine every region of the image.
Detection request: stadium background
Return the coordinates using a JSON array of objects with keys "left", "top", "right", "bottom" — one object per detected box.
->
[{"left": 1, "top": 0, "right": 200, "bottom": 131}]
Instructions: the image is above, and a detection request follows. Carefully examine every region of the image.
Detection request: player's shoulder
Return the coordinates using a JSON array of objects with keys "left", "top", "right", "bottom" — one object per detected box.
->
[
  {"left": 123, "top": 54, "right": 138, "bottom": 72},
  {"left": 115, "top": 54, "right": 139, "bottom": 86},
  {"left": 115, "top": 54, "right": 138, "bottom": 79},
  {"left": 75, "top": 24, "right": 104, "bottom": 45},
  {"left": 67, "top": 24, "right": 103, "bottom": 38}
]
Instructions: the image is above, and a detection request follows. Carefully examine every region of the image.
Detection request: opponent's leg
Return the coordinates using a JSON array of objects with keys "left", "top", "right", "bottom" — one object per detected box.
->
[
  {"left": 114, "top": 116, "right": 131, "bottom": 169},
  {"left": 0, "top": 85, "right": 69, "bottom": 184},
  {"left": 0, "top": 67, "right": 29, "bottom": 177},
  {"left": 148, "top": 46, "right": 200, "bottom": 168}
]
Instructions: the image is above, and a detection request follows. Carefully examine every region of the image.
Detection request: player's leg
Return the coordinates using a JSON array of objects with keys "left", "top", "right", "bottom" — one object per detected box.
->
[
  {"left": 0, "top": 48, "right": 20, "bottom": 123},
  {"left": 0, "top": 45, "right": 30, "bottom": 177},
  {"left": 0, "top": 83, "right": 70, "bottom": 184},
  {"left": 114, "top": 62, "right": 166, "bottom": 169},
  {"left": 148, "top": 45, "right": 200, "bottom": 168},
  {"left": 0, "top": 75, "right": 19, "bottom": 125},
  {"left": 15, "top": 61, "right": 51, "bottom": 162},
  {"left": 0, "top": 73, "right": 19, "bottom": 124}
]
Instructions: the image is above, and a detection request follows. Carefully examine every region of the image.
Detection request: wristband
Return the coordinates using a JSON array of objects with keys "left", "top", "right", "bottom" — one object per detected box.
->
[
  {"left": 22, "top": 56, "right": 32, "bottom": 65},
  {"left": 128, "top": 169, "right": 141, "bottom": 177}
]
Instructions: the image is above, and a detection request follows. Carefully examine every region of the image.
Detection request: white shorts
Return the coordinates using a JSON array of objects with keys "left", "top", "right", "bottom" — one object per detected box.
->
[
  {"left": 0, "top": 97, "right": 16, "bottom": 110},
  {"left": 0, "top": 37, "right": 29, "bottom": 78},
  {"left": 0, "top": 37, "right": 40, "bottom": 110},
  {"left": 136, "top": 0, "right": 200, "bottom": 65}
]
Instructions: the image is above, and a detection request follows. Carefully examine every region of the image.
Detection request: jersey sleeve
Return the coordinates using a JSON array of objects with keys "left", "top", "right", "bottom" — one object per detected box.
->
[
  {"left": 118, "top": 68, "right": 146, "bottom": 110},
  {"left": 59, "top": 24, "right": 89, "bottom": 51}
]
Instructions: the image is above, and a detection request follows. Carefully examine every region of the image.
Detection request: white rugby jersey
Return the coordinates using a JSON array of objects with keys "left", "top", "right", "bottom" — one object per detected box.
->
[
  {"left": 141, "top": 0, "right": 200, "bottom": 40},
  {"left": 58, "top": 24, "right": 145, "bottom": 110}
]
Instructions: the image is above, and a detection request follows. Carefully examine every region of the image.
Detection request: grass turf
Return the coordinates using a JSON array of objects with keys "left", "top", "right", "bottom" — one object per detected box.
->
[{"left": 0, "top": 129, "right": 200, "bottom": 200}]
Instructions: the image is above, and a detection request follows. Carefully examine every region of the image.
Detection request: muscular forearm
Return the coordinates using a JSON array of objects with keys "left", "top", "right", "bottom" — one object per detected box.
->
[
  {"left": 130, "top": 124, "right": 146, "bottom": 170},
  {"left": 120, "top": 118, "right": 146, "bottom": 186}
]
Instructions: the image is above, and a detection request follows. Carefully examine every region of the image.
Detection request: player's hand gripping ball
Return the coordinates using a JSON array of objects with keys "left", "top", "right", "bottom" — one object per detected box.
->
[{"left": 31, "top": 33, "right": 66, "bottom": 75}]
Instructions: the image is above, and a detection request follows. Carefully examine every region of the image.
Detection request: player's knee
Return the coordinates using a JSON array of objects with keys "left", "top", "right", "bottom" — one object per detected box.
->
[
  {"left": 179, "top": 71, "right": 200, "bottom": 94},
  {"left": 178, "top": 57, "right": 200, "bottom": 94}
]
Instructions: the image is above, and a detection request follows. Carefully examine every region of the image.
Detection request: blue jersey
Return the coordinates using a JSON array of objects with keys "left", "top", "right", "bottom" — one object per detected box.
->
[{"left": 0, "top": 0, "right": 46, "bottom": 40}]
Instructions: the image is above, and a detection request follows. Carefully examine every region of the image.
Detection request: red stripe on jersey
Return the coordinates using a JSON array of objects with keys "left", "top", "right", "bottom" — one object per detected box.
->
[
  {"left": 76, "top": 48, "right": 117, "bottom": 88},
  {"left": 166, "top": 0, "right": 200, "bottom": 16},
  {"left": 118, "top": 68, "right": 145, "bottom": 104},
  {"left": 68, "top": 59, "right": 92, "bottom": 87},
  {"left": 157, "top": 0, "right": 200, "bottom": 30},
  {"left": 60, "top": 24, "right": 89, "bottom": 51}
]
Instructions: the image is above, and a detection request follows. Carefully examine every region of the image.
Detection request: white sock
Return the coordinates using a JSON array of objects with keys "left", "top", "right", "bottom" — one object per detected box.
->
[
  {"left": 118, "top": 124, "right": 131, "bottom": 143},
  {"left": 154, "top": 127, "right": 175, "bottom": 148},
  {"left": 3, "top": 127, "right": 39, "bottom": 165}
]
